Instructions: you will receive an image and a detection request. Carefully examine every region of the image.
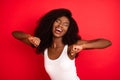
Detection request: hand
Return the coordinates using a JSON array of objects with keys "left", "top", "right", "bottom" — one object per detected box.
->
[
  {"left": 70, "top": 44, "right": 83, "bottom": 56},
  {"left": 28, "top": 36, "right": 41, "bottom": 47}
]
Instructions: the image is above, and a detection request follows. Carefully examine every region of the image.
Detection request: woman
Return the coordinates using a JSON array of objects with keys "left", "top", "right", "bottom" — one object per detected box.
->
[{"left": 12, "top": 8, "right": 112, "bottom": 80}]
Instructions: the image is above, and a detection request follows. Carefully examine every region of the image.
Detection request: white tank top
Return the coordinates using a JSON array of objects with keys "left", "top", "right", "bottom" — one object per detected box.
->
[{"left": 44, "top": 45, "right": 80, "bottom": 80}]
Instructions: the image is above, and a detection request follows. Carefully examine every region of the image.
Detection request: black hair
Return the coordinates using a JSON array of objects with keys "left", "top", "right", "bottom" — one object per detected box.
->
[{"left": 34, "top": 8, "right": 81, "bottom": 54}]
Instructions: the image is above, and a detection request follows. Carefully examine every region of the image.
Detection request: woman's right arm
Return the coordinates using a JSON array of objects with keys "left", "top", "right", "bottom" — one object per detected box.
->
[{"left": 12, "top": 31, "right": 40, "bottom": 47}]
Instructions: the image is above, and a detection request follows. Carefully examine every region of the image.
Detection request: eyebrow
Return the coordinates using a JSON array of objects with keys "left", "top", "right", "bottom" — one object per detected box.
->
[{"left": 57, "top": 18, "right": 69, "bottom": 24}]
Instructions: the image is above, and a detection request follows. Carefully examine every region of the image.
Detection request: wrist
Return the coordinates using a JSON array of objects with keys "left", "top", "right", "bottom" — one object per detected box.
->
[{"left": 81, "top": 43, "right": 86, "bottom": 50}]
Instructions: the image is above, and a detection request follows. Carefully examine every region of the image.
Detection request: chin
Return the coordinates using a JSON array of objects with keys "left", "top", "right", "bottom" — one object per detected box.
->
[{"left": 53, "top": 34, "right": 63, "bottom": 38}]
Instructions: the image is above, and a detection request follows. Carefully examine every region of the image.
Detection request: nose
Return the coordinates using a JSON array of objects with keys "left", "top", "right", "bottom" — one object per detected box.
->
[
  {"left": 59, "top": 24, "right": 63, "bottom": 27},
  {"left": 58, "top": 23, "right": 63, "bottom": 27}
]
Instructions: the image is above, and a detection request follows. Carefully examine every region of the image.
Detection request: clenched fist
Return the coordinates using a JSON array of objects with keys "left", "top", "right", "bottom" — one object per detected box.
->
[
  {"left": 28, "top": 36, "right": 41, "bottom": 47},
  {"left": 69, "top": 44, "right": 83, "bottom": 56}
]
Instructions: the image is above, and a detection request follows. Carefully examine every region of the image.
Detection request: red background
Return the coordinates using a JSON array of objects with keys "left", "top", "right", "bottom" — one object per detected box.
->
[{"left": 0, "top": 0, "right": 120, "bottom": 80}]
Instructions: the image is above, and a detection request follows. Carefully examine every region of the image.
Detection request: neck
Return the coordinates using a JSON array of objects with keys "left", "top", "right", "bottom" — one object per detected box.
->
[{"left": 51, "top": 37, "right": 64, "bottom": 48}]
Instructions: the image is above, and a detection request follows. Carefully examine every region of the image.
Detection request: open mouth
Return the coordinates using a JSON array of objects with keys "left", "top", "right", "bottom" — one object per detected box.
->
[{"left": 55, "top": 27, "right": 63, "bottom": 34}]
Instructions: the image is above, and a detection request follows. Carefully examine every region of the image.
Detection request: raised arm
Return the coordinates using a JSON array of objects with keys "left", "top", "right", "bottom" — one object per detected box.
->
[
  {"left": 76, "top": 38, "right": 112, "bottom": 49},
  {"left": 68, "top": 38, "right": 112, "bottom": 58},
  {"left": 12, "top": 31, "right": 40, "bottom": 47}
]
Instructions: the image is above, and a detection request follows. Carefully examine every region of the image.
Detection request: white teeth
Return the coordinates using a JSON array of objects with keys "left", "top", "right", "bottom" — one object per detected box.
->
[{"left": 56, "top": 28, "right": 62, "bottom": 32}]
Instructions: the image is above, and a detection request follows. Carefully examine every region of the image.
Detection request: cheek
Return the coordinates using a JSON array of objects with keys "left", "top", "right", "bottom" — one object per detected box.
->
[
  {"left": 53, "top": 22, "right": 58, "bottom": 26},
  {"left": 64, "top": 27, "right": 69, "bottom": 33}
]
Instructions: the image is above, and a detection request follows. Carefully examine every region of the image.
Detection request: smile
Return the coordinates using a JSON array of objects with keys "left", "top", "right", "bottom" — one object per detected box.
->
[{"left": 55, "top": 27, "right": 63, "bottom": 33}]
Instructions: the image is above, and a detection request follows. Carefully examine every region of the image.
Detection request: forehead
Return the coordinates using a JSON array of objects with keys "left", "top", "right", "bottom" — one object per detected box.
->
[{"left": 57, "top": 16, "right": 70, "bottom": 22}]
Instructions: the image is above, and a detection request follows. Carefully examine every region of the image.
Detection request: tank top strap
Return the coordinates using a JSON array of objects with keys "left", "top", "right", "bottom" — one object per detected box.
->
[
  {"left": 44, "top": 45, "right": 68, "bottom": 61},
  {"left": 60, "top": 45, "right": 68, "bottom": 57}
]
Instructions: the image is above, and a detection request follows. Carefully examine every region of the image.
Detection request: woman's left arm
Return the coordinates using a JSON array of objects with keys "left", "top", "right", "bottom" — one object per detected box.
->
[
  {"left": 77, "top": 38, "right": 112, "bottom": 50},
  {"left": 68, "top": 38, "right": 112, "bottom": 58}
]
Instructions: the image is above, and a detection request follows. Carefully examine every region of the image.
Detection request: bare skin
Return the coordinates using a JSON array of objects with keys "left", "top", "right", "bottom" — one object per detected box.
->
[
  {"left": 12, "top": 16, "right": 112, "bottom": 60},
  {"left": 12, "top": 31, "right": 40, "bottom": 47},
  {"left": 12, "top": 31, "right": 111, "bottom": 60}
]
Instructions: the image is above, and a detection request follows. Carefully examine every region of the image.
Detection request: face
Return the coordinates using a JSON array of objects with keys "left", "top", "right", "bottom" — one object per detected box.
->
[{"left": 52, "top": 16, "right": 70, "bottom": 38}]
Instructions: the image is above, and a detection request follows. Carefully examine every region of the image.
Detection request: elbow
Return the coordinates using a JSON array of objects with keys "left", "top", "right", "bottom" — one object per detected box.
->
[
  {"left": 99, "top": 38, "right": 112, "bottom": 48},
  {"left": 12, "top": 31, "right": 17, "bottom": 38},
  {"left": 104, "top": 39, "right": 112, "bottom": 48},
  {"left": 12, "top": 31, "right": 20, "bottom": 39},
  {"left": 107, "top": 40, "right": 112, "bottom": 47},
  {"left": 11, "top": 31, "right": 24, "bottom": 40}
]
